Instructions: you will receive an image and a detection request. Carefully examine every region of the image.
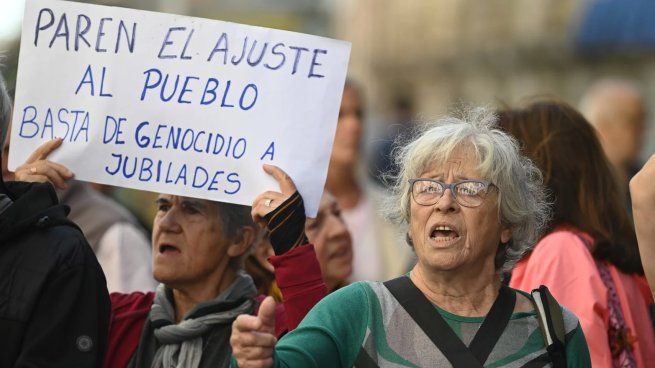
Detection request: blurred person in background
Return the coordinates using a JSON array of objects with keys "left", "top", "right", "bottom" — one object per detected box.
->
[
  {"left": 630, "top": 153, "right": 655, "bottom": 297},
  {"left": 327, "top": 79, "right": 413, "bottom": 282},
  {"left": 246, "top": 190, "right": 353, "bottom": 297},
  {"left": 369, "top": 94, "right": 415, "bottom": 186},
  {"left": 3, "top": 126, "right": 157, "bottom": 293},
  {"left": 0, "top": 70, "right": 110, "bottom": 367},
  {"left": 499, "top": 101, "right": 655, "bottom": 367},
  {"left": 579, "top": 79, "right": 647, "bottom": 216}
]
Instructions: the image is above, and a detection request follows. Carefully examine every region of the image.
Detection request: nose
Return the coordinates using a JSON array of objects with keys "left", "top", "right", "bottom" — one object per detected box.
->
[
  {"left": 157, "top": 208, "right": 182, "bottom": 233},
  {"left": 325, "top": 214, "right": 351, "bottom": 242},
  {"left": 434, "top": 188, "right": 458, "bottom": 213}
]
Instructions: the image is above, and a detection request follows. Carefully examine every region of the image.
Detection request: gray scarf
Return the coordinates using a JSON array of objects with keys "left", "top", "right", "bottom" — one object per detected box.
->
[{"left": 149, "top": 271, "right": 257, "bottom": 368}]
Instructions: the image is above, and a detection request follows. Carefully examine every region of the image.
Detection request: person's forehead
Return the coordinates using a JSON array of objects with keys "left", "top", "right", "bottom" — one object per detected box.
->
[
  {"left": 157, "top": 194, "right": 212, "bottom": 205},
  {"left": 424, "top": 146, "right": 479, "bottom": 173}
]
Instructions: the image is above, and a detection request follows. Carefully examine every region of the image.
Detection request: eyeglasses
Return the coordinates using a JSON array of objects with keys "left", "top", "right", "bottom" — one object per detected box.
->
[{"left": 408, "top": 178, "right": 495, "bottom": 208}]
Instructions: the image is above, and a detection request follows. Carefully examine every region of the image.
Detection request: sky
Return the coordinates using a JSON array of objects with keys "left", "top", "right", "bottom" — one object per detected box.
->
[{"left": 0, "top": 0, "right": 26, "bottom": 43}]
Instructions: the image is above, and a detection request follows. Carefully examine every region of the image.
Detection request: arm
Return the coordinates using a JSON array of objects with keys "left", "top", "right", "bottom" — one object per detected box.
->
[
  {"left": 251, "top": 165, "right": 328, "bottom": 333},
  {"left": 269, "top": 244, "right": 327, "bottom": 332},
  {"left": 231, "top": 283, "right": 369, "bottom": 368},
  {"left": 15, "top": 236, "right": 111, "bottom": 368},
  {"left": 630, "top": 154, "right": 655, "bottom": 297},
  {"left": 510, "top": 231, "right": 612, "bottom": 367}
]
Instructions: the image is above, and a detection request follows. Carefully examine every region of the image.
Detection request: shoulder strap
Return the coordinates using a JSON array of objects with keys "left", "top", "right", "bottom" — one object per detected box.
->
[
  {"left": 531, "top": 285, "right": 567, "bottom": 368},
  {"left": 384, "top": 276, "right": 515, "bottom": 367}
]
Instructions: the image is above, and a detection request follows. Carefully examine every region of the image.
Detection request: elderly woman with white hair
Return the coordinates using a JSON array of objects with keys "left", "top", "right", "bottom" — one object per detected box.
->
[{"left": 231, "top": 108, "right": 591, "bottom": 367}]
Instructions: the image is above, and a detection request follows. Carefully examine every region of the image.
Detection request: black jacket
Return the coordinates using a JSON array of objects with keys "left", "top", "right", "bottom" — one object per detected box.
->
[{"left": 0, "top": 181, "right": 110, "bottom": 367}]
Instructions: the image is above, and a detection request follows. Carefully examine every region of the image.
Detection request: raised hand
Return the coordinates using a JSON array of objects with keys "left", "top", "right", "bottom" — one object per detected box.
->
[
  {"left": 13, "top": 138, "right": 74, "bottom": 189},
  {"left": 231, "top": 296, "right": 277, "bottom": 368},
  {"left": 251, "top": 164, "right": 297, "bottom": 225},
  {"left": 630, "top": 153, "right": 655, "bottom": 296},
  {"left": 251, "top": 165, "right": 308, "bottom": 255}
]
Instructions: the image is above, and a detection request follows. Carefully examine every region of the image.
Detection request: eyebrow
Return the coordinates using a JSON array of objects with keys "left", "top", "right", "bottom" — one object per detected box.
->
[
  {"left": 180, "top": 198, "right": 207, "bottom": 209},
  {"left": 155, "top": 198, "right": 171, "bottom": 205}
]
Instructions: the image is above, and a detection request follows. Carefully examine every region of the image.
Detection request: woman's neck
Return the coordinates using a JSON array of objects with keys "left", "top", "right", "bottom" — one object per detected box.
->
[
  {"left": 172, "top": 267, "right": 237, "bottom": 323},
  {"left": 410, "top": 262, "right": 501, "bottom": 317},
  {"left": 326, "top": 164, "right": 361, "bottom": 209}
]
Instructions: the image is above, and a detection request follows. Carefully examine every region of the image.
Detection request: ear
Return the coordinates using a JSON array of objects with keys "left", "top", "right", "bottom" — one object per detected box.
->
[
  {"left": 500, "top": 225, "right": 512, "bottom": 244},
  {"left": 227, "top": 226, "right": 257, "bottom": 258}
]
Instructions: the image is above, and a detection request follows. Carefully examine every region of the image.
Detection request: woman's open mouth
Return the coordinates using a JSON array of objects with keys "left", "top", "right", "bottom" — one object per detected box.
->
[
  {"left": 429, "top": 225, "right": 461, "bottom": 245},
  {"left": 159, "top": 244, "right": 181, "bottom": 255}
]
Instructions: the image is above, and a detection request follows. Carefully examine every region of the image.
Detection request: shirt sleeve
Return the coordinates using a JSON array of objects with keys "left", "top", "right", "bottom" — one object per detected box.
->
[
  {"left": 269, "top": 244, "right": 328, "bottom": 332},
  {"left": 510, "top": 231, "right": 612, "bottom": 367},
  {"left": 270, "top": 282, "right": 369, "bottom": 368},
  {"left": 96, "top": 223, "right": 158, "bottom": 293},
  {"left": 565, "top": 322, "right": 592, "bottom": 368}
]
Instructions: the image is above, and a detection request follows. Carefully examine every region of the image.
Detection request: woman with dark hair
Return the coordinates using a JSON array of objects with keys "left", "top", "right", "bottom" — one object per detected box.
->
[{"left": 498, "top": 101, "right": 655, "bottom": 367}]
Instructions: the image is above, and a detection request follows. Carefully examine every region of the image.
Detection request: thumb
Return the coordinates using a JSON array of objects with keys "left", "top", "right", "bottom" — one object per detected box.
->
[
  {"left": 263, "top": 164, "right": 297, "bottom": 195},
  {"left": 257, "top": 296, "right": 277, "bottom": 334}
]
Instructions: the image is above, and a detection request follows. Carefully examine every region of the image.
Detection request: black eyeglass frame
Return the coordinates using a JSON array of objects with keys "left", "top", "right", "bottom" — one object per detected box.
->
[{"left": 408, "top": 178, "right": 496, "bottom": 208}]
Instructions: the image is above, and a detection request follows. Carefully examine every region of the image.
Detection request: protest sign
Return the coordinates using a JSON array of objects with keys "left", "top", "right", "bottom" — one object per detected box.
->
[{"left": 9, "top": 0, "right": 351, "bottom": 216}]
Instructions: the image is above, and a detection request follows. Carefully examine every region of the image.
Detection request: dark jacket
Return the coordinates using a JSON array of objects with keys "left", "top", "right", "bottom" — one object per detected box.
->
[{"left": 0, "top": 181, "right": 110, "bottom": 367}]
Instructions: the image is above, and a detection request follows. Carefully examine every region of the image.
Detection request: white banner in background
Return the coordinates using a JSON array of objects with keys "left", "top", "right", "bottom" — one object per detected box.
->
[{"left": 9, "top": 0, "right": 351, "bottom": 216}]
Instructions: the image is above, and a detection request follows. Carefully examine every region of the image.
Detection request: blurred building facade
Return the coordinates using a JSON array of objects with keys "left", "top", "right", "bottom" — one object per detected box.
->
[{"left": 332, "top": 0, "right": 655, "bottom": 161}]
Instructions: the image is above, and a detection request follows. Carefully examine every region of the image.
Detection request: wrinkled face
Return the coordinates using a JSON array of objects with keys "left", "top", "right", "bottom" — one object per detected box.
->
[
  {"left": 330, "top": 86, "right": 364, "bottom": 169},
  {"left": 152, "top": 195, "right": 233, "bottom": 289},
  {"left": 409, "top": 146, "right": 511, "bottom": 272},
  {"left": 305, "top": 192, "right": 353, "bottom": 290}
]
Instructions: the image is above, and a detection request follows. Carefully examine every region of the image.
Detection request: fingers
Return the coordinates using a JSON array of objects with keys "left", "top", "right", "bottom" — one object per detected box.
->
[
  {"left": 257, "top": 296, "right": 277, "bottom": 334},
  {"left": 16, "top": 139, "right": 74, "bottom": 189},
  {"left": 15, "top": 160, "right": 74, "bottom": 189},
  {"left": 263, "top": 164, "right": 297, "bottom": 194},
  {"left": 231, "top": 314, "right": 276, "bottom": 367},
  {"left": 233, "top": 330, "right": 278, "bottom": 348},
  {"left": 26, "top": 138, "right": 63, "bottom": 163},
  {"left": 251, "top": 191, "right": 285, "bottom": 225},
  {"left": 16, "top": 173, "right": 50, "bottom": 184},
  {"left": 234, "top": 314, "right": 264, "bottom": 332},
  {"left": 236, "top": 357, "right": 274, "bottom": 368}
]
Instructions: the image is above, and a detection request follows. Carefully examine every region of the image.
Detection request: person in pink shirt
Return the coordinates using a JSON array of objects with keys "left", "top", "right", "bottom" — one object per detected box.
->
[{"left": 498, "top": 101, "right": 655, "bottom": 368}]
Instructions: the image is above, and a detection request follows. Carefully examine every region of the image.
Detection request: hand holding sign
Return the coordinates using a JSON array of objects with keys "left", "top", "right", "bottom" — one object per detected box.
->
[
  {"left": 10, "top": 0, "right": 350, "bottom": 216},
  {"left": 13, "top": 138, "right": 74, "bottom": 189},
  {"left": 251, "top": 164, "right": 297, "bottom": 225},
  {"left": 252, "top": 165, "right": 309, "bottom": 255}
]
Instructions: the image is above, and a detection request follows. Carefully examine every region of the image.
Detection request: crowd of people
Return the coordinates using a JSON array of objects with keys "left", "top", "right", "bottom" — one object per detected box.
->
[{"left": 2, "top": 59, "right": 655, "bottom": 367}]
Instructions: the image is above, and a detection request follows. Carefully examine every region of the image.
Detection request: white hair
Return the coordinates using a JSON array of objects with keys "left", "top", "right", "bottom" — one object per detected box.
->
[{"left": 383, "top": 106, "right": 550, "bottom": 273}]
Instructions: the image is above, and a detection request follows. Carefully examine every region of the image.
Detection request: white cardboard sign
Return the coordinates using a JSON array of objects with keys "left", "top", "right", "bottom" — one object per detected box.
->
[{"left": 9, "top": 0, "right": 351, "bottom": 216}]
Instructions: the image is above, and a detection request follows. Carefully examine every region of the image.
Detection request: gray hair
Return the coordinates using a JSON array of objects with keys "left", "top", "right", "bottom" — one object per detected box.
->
[
  {"left": 215, "top": 202, "right": 262, "bottom": 270},
  {"left": 0, "top": 71, "right": 11, "bottom": 146},
  {"left": 383, "top": 106, "right": 550, "bottom": 273}
]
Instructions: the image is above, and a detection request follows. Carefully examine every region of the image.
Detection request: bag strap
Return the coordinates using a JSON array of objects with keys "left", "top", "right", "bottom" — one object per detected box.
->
[
  {"left": 384, "top": 276, "right": 516, "bottom": 367},
  {"left": 530, "top": 285, "right": 567, "bottom": 368}
]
